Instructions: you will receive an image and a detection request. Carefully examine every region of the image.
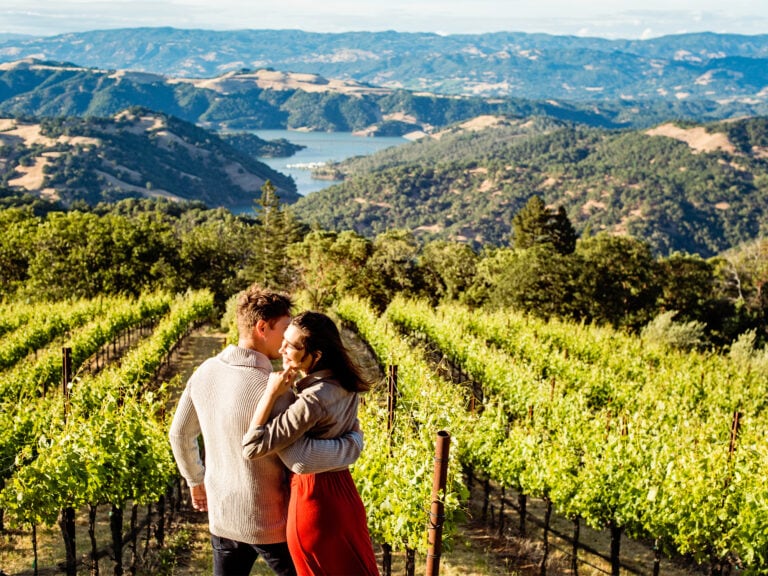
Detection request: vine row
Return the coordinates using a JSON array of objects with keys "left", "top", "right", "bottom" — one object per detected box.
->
[{"left": 383, "top": 296, "right": 768, "bottom": 574}]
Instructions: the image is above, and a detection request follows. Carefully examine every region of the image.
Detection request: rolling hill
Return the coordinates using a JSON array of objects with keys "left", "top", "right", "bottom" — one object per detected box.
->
[
  {"left": 291, "top": 115, "right": 768, "bottom": 257},
  {"left": 0, "top": 58, "right": 766, "bottom": 135},
  {"left": 0, "top": 109, "right": 299, "bottom": 207}
]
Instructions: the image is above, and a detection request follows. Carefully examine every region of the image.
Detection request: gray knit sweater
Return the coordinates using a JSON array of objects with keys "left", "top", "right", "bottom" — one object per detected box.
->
[{"left": 169, "top": 345, "right": 363, "bottom": 545}]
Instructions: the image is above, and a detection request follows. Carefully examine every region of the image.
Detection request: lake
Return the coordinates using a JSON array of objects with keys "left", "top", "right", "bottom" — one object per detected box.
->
[{"left": 254, "top": 130, "right": 408, "bottom": 196}]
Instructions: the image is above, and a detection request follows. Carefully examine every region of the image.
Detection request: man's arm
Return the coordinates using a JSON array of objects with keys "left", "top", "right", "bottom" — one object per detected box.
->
[
  {"left": 168, "top": 386, "right": 206, "bottom": 486},
  {"left": 277, "top": 423, "right": 364, "bottom": 474}
]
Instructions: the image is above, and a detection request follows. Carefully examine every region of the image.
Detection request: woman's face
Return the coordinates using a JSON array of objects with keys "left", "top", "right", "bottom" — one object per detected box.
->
[{"left": 279, "top": 324, "right": 315, "bottom": 373}]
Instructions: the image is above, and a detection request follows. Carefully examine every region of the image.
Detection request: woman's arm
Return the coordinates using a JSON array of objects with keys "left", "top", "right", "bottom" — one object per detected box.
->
[
  {"left": 249, "top": 368, "right": 296, "bottom": 428},
  {"left": 243, "top": 371, "right": 326, "bottom": 459}
]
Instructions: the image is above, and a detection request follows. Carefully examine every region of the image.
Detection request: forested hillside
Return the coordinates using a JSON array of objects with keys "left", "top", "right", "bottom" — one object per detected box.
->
[
  {"left": 293, "top": 116, "right": 768, "bottom": 257},
  {"left": 0, "top": 109, "right": 298, "bottom": 207},
  {"left": 3, "top": 104, "right": 766, "bottom": 256},
  {"left": 0, "top": 59, "right": 765, "bottom": 134}
]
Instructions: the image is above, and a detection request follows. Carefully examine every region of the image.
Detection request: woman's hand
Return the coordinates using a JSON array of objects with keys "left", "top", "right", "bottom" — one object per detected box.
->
[
  {"left": 251, "top": 368, "right": 297, "bottom": 428},
  {"left": 266, "top": 367, "right": 297, "bottom": 397}
]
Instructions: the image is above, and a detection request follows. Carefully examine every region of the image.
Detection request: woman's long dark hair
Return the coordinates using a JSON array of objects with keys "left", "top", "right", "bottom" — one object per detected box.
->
[{"left": 292, "top": 311, "right": 372, "bottom": 393}]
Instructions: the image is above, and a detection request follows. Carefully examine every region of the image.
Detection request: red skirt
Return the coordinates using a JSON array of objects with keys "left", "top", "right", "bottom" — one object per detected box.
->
[{"left": 287, "top": 469, "right": 379, "bottom": 576}]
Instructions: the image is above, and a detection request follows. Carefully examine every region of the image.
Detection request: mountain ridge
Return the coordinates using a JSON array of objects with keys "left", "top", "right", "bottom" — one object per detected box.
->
[
  {"left": 1, "top": 28, "right": 767, "bottom": 104},
  {"left": 1, "top": 58, "right": 766, "bottom": 136}
]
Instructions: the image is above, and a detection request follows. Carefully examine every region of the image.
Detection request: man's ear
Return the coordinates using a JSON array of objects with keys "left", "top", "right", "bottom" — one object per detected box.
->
[{"left": 254, "top": 318, "right": 268, "bottom": 338}]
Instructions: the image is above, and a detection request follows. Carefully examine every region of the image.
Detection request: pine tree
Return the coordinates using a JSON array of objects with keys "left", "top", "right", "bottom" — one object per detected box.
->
[
  {"left": 549, "top": 206, "right": 577, "bottom": 255},
  {"left": 249, "top": 180, "right": 304, "bottom": 289},
  {"left": 512, "top": 196, "right": 577, "bottom": 255},
  {"left": 512, "top": 196, "right": 550, "bottom": 250}
]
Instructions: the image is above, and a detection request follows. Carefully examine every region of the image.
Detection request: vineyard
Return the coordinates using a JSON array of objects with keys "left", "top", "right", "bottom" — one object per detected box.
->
[
  {"left": 0, "top": 290, "right": 216, "bottom": 574},
  {"left": 1, "top": 290, "right": 767, "bottom": 575},
  {"left": 337, "top": 295, "right": 768, "bottom": 575}
]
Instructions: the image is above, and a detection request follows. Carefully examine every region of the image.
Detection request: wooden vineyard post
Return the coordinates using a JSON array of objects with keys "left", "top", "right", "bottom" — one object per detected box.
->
[
  {"left": 387, "top": 364, "right": 398, "bottom": 457},
  {"left": 382, "top": 364, "right": 398, "bottom": 576},
  {"left": 728, "top": 410, "right": 742, "bottom": 458},
  {"left": 387, "top": 364, "right": 398, "bottom": 434},
  {"left": 59, "top": 347, "right": 76, "bottom": 575},
  {"left": 62, "top": 346, "right": 72, "bottom": 415},
  {"left": 426, "top": 430, "right": 451, "bottom": 576}
]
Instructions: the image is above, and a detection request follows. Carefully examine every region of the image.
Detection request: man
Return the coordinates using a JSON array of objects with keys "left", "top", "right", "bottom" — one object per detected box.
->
[{"left": 169, "top": 284, "right": 363, "bottom": 576}]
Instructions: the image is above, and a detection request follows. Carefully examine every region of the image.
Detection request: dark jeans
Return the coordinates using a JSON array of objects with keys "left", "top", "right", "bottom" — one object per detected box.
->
[{"left": 211, "top": 534, "right": 297, "bottom": 576}]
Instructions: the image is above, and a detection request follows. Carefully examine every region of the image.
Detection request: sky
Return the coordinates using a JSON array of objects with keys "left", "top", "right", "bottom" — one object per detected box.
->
[{"left": 1, "top": 0, "right": 766, "bottom": 40}]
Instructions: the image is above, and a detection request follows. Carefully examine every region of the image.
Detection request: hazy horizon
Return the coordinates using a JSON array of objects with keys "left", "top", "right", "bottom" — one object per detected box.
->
[{"left": 2, "top": 0, "right": 767, "bottom": 41}]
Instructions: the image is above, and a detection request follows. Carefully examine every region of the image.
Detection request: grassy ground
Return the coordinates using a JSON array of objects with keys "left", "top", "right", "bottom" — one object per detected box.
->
[
  {"left": 0, "top": 496, "right": 509, "bottom": 575},
  {"left": 0, "top": 478, "right": 702, "bottom": 575}
]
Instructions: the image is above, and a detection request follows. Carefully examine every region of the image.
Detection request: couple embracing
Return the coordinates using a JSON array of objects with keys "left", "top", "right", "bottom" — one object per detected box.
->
[{"left": 169, "top": 284, "right": 379, "bottom": 576}]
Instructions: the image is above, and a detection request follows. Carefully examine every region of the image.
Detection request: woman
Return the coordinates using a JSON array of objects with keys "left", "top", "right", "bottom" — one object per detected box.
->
[{"left": 242, "top": 311, "right": 379, "bottom": 576}]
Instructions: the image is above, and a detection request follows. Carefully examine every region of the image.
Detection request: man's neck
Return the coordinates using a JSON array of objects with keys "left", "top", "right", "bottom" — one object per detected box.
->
[{"left": 238, "top": 336, "right": 269, "bottom": 357}]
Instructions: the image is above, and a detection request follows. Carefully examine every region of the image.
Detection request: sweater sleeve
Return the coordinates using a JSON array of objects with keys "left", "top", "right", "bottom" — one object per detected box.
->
[
  {"left": 168, "top": 384, "right": 205, "bottom": 486},
  {"left": 242, "top": 390, "right": 324, "bottom": 459},
  {"left": 277, "top": 428, "right": 364, "bottom": 474}
]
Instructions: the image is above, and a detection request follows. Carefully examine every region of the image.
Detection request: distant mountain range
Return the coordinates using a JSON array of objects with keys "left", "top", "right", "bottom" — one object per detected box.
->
[
  {"left": 0, "top": 58, "right": 766, "bottom": 136},
  {"left": 1, "top": 27, "right": 767, "bottom": 105},
  {"left": 0, "top": 59, "right": 642, "bottom": 133}
]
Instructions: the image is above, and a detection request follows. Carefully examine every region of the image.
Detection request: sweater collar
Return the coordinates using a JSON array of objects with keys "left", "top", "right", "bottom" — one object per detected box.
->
[{"left": 219, "top": 344, "right": 274, "bottom": 372}]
